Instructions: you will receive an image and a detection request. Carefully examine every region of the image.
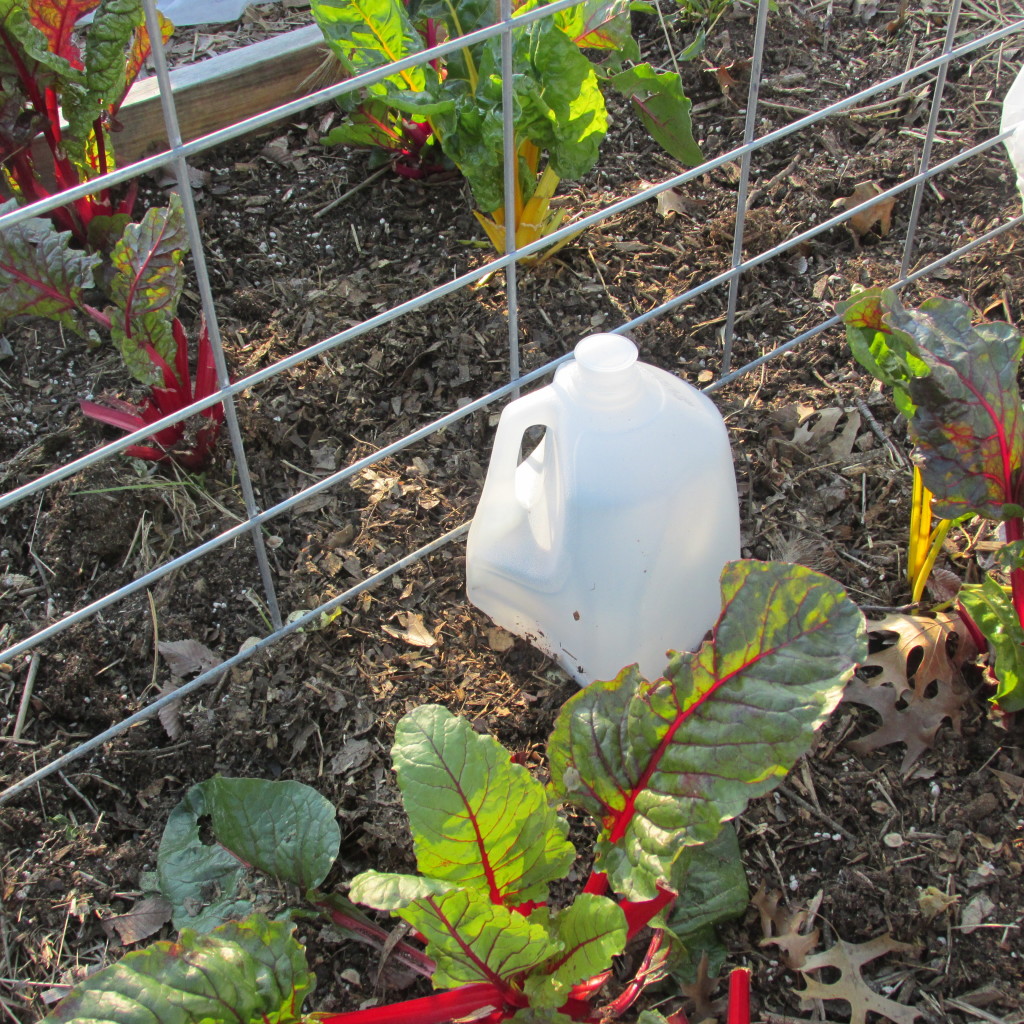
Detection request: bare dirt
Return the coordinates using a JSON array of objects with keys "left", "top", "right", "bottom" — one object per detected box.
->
[{"left": 2, "top": 2, "right": 1024, "bottom": 1023}]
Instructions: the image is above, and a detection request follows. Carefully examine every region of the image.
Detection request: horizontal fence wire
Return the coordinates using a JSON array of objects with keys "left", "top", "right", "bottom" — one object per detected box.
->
[{"left": 2, "top": 2, "right": 1023, "bottom": 802}]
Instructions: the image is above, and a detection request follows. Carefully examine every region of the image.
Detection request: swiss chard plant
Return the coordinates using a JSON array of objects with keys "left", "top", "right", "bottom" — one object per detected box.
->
[
  {"left": 839, "top": 286, "right": 1024, "bottom": 714},
  {"left": 310, "top": 0, "right": 703, "bottom": 256},
  {"left": 0, "top": 191, "right": 225, "bottom": 467},
  {"left": 42, "top": 559, "right": 866, "bottom": 1024},
  {"left": 0, "top": 0, "right": 171, "bottom": 250}
]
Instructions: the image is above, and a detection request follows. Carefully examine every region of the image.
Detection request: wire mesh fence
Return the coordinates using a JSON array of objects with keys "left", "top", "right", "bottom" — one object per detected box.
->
[{"left": 2, "top": 0, "right": 1023, "bottom": 807}]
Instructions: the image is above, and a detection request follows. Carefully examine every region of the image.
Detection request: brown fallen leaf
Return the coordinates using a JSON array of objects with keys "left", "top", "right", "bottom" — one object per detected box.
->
[
  {"left": 382, "top": 611, "right": 437, "bottom": 648},
  {"left": 752, "top": 881, "right": 821, "bottom": 969},
  {"left": 798, "top": 934, "right": 921, "bottom": 1024},
  {"left": 844, "top": 613, "right": 977, "bottom": 770},
  {"left": 656, "top": 188, "right": 690, "bottom": 219},
  {"left": 833, "top": 181, "right": 895, "bottom": 239},
  {"left": 100, "top": 896, "right": 173, "bottom": 945},
  {"left": 158, "top": 639, "right": 223, "bottom": 678}
]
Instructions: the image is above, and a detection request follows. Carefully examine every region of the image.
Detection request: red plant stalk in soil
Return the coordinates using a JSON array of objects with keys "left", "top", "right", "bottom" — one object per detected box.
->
[{"left": 80, "top": 317, "right": 225, "bottom": 469}]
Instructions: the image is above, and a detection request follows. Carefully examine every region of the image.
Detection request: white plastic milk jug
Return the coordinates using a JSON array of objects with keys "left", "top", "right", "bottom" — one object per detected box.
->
[
  {"left": 1002, "top": 63, "right": 1024, "bottom": 199},
  {"left": 466, "top": 333, "right": 740, "bottom": 685}
]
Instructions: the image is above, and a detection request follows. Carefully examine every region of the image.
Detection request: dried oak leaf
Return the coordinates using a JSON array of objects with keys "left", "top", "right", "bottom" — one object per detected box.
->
[
  {"left": 157, "top": 639, "right": 226, "bottom": 741},
  {"left": 751, "top": 881, "right": 821, "bottom": 969},
  {"left": 843, "top": 613, "right": 976, "bottom": 771},
  {"left": 798, "top": 934, "right": 921, "bottom": 1024}
]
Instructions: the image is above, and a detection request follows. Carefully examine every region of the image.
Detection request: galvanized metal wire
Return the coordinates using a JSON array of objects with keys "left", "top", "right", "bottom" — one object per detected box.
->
[{"left": 1, "top": 1, "right": 1021, "bottom": 803}]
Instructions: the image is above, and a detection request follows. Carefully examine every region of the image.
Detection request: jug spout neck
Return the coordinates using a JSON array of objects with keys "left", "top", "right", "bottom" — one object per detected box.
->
[{"left": 572, "top": 334, "right": 643, "bottom": 403}]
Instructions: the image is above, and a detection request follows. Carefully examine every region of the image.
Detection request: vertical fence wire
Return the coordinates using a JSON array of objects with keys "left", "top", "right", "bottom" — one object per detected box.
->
[
  {"left": 720, "top": 0, "right": 771, "bottom": 373},
  {"left": 501, "top": 0, "right": 521, "bottom": 388},
  {"left": 139, "top": 0, "right": 284, "bottom": 627},
  {"left": 900, "top": 0, "right": 965, "bottom": 282}
]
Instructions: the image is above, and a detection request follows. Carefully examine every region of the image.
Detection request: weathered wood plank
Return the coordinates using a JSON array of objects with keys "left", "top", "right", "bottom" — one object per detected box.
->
[{"left": 114, "top": 23, "right": 329, "bottom": 163}]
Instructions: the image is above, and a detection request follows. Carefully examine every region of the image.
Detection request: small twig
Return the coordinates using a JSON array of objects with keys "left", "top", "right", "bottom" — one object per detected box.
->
[
  {"left": 778, "top": 782, "right": 856, "bottom": 842},
  {"left": 945, "top": 996, "right": 1024, "bottom": 1024},
  {"left": 854, "top": 397, "right": 910, "bottom": 470},
  {"left": 58, "top": 770, "right": 99, "bottom": 817},
  {"left": 745, "top": 153, "right": 800, "bottom": 212},
  {"left": 314, "top": 166, "right": 390, "bottom": 219},
  {"left": 147, "top": 589, "right": 160, "bottom": 697},
  {"left": 12, "top": 653, "right": 40, "bottom": 741}
]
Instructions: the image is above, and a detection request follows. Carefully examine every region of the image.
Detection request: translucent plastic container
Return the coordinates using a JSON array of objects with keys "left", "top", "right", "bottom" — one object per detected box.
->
[
  {"left": 466, "top": 334, "right": 740, "bottom": 685},
  {"left": 1002, "top": 63, "right": 1024, "bottom": 198}
]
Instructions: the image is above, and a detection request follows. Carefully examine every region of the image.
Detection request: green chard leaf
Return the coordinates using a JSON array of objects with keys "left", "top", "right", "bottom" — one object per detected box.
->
[
  {"left": 608, "top": 63, "right": 702, "bottom": 166},
  {"left": 0, "top": 0, "right": 88, "bottom": 92},
  {"left": 60, "top": 0, "right": 146, "bottom": 169},
  {"left": 837, "top": 287, "right": 932, "bottom": 419},
  {"left": 885, "top": 296, "right": 1024, "bottom": 521},
  {"left": 391, "top": 704, "right": 575, "bottom": 904},
  {"left": 158, "top": 776, "right": 341, "bottom": 931},
  {"left": 382, "top": 886, "right": 558, "bottom": 990},
  {"left": 310, "top": 0, "right": 425, "bottom": 95},
  {"left": 0, "top": 199, "right": 100, "bottom": 334},
  {"left": 523, "top": 894, "right": 626, "bottom": 1008},
  {"left": 958, "top": 578, "right": 1024, "bottom": 713},
  {"left": 549, "top": 560, "right": 866, "bottom": 899},
  {"left": 107, "top": 194, "right": 187, "bottom": 384},
  {"left": 553, "top": 0, "right": 635, "bottom": 53},
  {"left": 665, "top": 824, "right": 748, "bottom": 981},
  {"left": 42, "top": 914, "right": 313, "bottom": 1024},
  {"left": 348, "top": 870, "right": 455, "bottom": 908}
]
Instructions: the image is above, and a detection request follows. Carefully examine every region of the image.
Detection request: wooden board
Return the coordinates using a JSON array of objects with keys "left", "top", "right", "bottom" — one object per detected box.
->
[{"left": 23, "top": 23, "right": 330, "bottom": 178}]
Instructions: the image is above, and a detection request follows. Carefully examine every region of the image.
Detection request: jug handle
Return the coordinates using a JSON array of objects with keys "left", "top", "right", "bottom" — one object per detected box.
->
[{"left": 488, "top": 388, "right": 558, "bottom": 508}]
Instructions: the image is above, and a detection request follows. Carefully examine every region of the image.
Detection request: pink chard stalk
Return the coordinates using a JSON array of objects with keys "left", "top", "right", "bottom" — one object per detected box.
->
[{"left": 43, "top": 561, "right": 866, "bottom": 1024}]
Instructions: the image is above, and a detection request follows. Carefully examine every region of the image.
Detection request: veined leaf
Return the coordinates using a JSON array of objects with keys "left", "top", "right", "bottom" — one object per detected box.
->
[
  {"left": 392, "top": 704, "right": 575, "bottom": 904},
  {"left": 310, "top": 0, "right": 425, "bottom": 95},
  {"left": 0, "top": 0, "right": 85, "bottom": 89},
  {"left": 391, "top": 887, "right": 558, "bottom": 990},
  {"left": 107, "top": 194, "right": 187, "bottom": 384},
  {"left": 889, "top": 296, "right": 1024, "bottom": 520},
  {"left": 549, "top": 560, "right": 866, "bottom": 898},
  {"left": 41, "top": 914, "right": 313, "bottom": 1024},
  {"left": 0, "top": 198, "right": 100, "bottom": 333},
  {"left": 959, "top": 578, "right": 1024, "bottom": 712},
  {"left": 608, "top": 63, "right": 702, "bottom": 166},
  {"left": 523, "top": 894, "right": 626, "bottom": 1008},
  {"left": 26, "top": 0, "right": 98, "bottom": 66},
  {"left": 553, "top": 0, "right": 634, "bottom": 52},
  {"left": 158, "top": 775, "right": 341, "bottom": 931},
  {"left": 837, "top": 287, "right": 925, "bottom": 419}
]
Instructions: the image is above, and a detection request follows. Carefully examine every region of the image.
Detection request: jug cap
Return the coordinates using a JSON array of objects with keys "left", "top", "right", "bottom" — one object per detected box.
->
[{"left": 575, "top": 333, "right": 638, "bottom": 374}]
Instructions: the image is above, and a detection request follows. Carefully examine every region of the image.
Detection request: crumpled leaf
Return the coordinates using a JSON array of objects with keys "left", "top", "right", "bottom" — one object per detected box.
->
[
  {"left": 391, "top": 704, "right": 575, "bottom": 904},
  {"left": 100, "top": 895, "right": 173, "bottom": 946},
  {"left": 844, "top": 613, "right": 976, "bottom": 770},
  {"left": 158, "top": 638, "right": 223, "bottom": 677},
  {"left": 107, "top": 195, "right": 188, "bottom": 385},
  {"left": 42, "top": 915, "right": 313, "bottom": 1024},
  {"left": 833, "top": 181, "right": 895, "bottom": 238},
  {"left": 0, "top": 200, "right": 100, "bottom": 334},
  {"left": 157, "top": 776, "right": 341, "bottom": 931},
  {"left": 382, "top": 611, "right": 437, "bottom": 647},
  {"left": 549, "top": 560, "right": 867, "bottom": 898},
  {"left": 797, "top": 934, "right": 921, "bottom": 1024},
  {"left": 751, "top": 882, "right": 821, "bottom": 969}
]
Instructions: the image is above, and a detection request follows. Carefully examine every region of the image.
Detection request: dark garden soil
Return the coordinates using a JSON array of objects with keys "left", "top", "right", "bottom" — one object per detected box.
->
[{"left": 3, "top": 1, "right": 1024, "bottom": 1022}]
